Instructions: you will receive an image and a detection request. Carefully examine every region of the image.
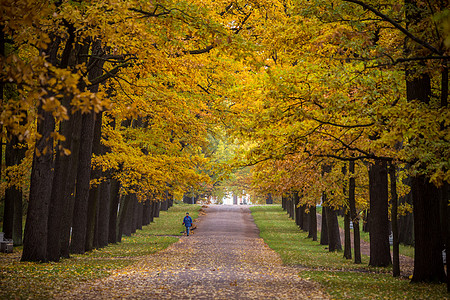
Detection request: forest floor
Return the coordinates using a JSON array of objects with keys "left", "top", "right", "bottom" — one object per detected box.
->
[{"left": 56, "top": 205, "right": 328, "bottom": 299}]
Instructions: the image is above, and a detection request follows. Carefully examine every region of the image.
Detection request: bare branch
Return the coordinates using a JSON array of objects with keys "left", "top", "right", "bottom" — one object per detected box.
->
[{"left": 343, "top": 0, "right": 441, "bottom": 55}]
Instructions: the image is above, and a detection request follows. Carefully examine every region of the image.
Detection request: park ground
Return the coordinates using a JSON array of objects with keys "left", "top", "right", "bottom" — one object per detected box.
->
[{"left": 0, "top": 203, "right": 448, "bottom": 299}]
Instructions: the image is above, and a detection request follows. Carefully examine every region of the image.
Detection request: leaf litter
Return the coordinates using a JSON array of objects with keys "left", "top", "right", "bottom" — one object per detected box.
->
[{"left": 57, "top": 205, "right": 328, "bottom": 299}]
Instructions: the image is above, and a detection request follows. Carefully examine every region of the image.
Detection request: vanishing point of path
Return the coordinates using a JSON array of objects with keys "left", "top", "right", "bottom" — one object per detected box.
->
[{"left": 59, "top": 205, "right": 328, "bottom": 299}]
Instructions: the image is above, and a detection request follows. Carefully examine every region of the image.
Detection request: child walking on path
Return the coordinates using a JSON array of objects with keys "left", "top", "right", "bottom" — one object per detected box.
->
[{"left": 182, "top": 212, "right": 193, "bottom": 236}]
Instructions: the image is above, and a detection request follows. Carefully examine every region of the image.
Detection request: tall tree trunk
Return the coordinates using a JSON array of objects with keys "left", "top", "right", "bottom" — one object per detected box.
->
[
  {"left": 153, "top": 201, "right": 161, "bottom": 218},
  {"left": 70, "top": 40, "right": 104, "bottom": 254},
  {"left": 59, "top": 40, "right": 90, "bottom": 258},
  {"left": 124, "top": 194, "right": 135, "bottom": 236},
  {"left": 167, "top": 193, "right": 173, "bottom": 208},
  {"left": 21, "top": 105, "right": 55, "bottom": 262},
  {"left": 440, "top": 183, "right": 449, "bottom": 291},
  {"left": 85, "top": 109, "right": 103, "bottom": 252},
  {"left": 59, "top": 110, "right": 83, "bottom": 258},
  {"left": 97, "top": 180, "right": 111, "bottom": 248},
  {"left": 302, "top": 206, "right": 309, "bottom": 231},
  {"left": 131, "top": 195, "right": 138, "bottom": 234},
  {"left": 160, "top": 192, "right": 169, "bottom": 211},
  {"left": 294, "top": 192, "right": 301, "bottom": 227},
  {"left": 85, "top": 187, "right": 98, "bottom": 252},
  {"left": 46, "top": 26, "right": 76, "bottom": 262},
  {"left": 70, "top": 112, "right": 96, "bottom": 254},
  {"left": 344, "top": 209, "right": 352, "bottom": 259},
  {"left": 282, "top": 195, "right": 286, "bottom": 210},
  {"left": 326, "top": 206, "right": 342, "bottom": 252},
  {"left": 411, "top": 175, "right": 446, "bottom": 283},
  {"left": 320, "top": 202, "right": 329, "bottom": 246},
  {"left": 108, "top": 180, "right": 120, "bottom": 244},
  {"left": 368, "top": 160, "right": 391, "bottom": 267},
  {"left": 135, "top": 200, "right": 143, "bottom": 231},
  {"left": 308, "top": 205, "right": 317, "bottom": 241},
  {"left": 389, "top": 163, "right": 400, "bottom": 277},
  {"left": 3, "top": 133, "right": 26, "bottom": 246},
  {"left": 118, "top": 194, "right": 131, "bottom": 239},
  {"left": 266, "top": 193, "right": 273, "bottom": 204},
  {"left": 349, "top": 161, "right": 361, "bottom": 264},
  {"left": 142, "top": 199, "right": 151, "bottom": 226},
  {"left": 46, "top": 111, "right": 73, "bottom": 261}
]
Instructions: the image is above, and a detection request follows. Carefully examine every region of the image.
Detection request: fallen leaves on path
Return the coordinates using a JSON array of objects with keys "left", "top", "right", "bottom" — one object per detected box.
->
[{"left": 57, "top": 206, "right": 328, "bottom": 299}]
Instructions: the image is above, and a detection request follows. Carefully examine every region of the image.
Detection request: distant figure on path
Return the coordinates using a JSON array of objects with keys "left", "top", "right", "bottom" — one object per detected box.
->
[{"left": 182, "top": 212, "right": 193, "bottom": 236}]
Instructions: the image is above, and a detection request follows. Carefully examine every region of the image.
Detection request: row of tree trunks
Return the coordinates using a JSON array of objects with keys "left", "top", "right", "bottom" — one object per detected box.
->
[
  {"left": 282, "top": 191, "right": 318, "bottom": 243},
  {"left": 19, "top": 34, "right": 176, "bottom": 262}
]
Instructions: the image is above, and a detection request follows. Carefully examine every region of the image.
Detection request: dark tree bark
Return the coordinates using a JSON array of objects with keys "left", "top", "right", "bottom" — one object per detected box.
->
[
  {"left": 117, "top": 194, "right": 131, "bottom": 243},
  {"left": 135, "top": 200, "right": 143, "bottom": 231},
  {"left": 59, "top": 40, "right": 90, "bottom": 258},
  {"left": 167, "top": 194, "right": 173, "bottom": 208},
  {"left": 148, "top": 201, "right": 155, "bottom": 223},
  {"left": 320, "top": 203, "right": 329, "bottom": 246},
  {"left": 21, "top": 38, "right": 62, "bottom": 262},
  {"left": 46, "top": 26, "right": 76, "bottom": 262},
  {"left": 308, "top": 205, "right": 317, "bottom": 241},
  {"left": 70, "top": 40, "right": 104, "bottom": 254},
  {"left": 153, "top": 201, "right": 161, "bottom": 218},
  {"left": 160, "top": 192, "right": 169, "bottom": 211},
  {"left": 3, "top": 133, "right": 26, "bottom": 246},
  {"left": 108, "top": 179, "right": 120, "bottom": 244},
  {"left": 349, "top": 161, "right": 361, "bottom": 264},
  {"left": 440, "top": 183, "right": 450, "bottom": 291},
  {"left": 97, "top": 180, "right": 111, "bottom": 248},
  {"left": 344, "top": 209, "right": 352, "bottom": 259},
  {"left": 70, "top": 111, "right": 96, "bottom": 253},
  {"left": 368, "top": 160, "right": 391, "bottom": 267},
  {"left": 389, "top": 163, "right": 400, "bottom": 277},
  {"left": 326, "top": 206, "right": 342, "bottom": 252},
  {"left": 59, "top": 110, "right": 83, "bottom": 258},
  {"left": 266, "top": 193, "right": 273, "bottom": 204},
  {"left": 282, "top": 195, "right": 286, "bottom": 210},
  {"left": 131, "top": 195, "right": 139, "bottom": 233},
  {"left": 294, "top": 192, "right": 301, "bottom": 227},
  {"left": 85, "top": 110, "right": 104, "bottom": 252},
  {"left": 21, "top": 105, "right": 55, "bottom": 262},
  {"left": 142, "top": 199, "right": 152, "bottom": 226},
  {"left": 85, "top": 187, "right": 99, "bottom": 252},
  {"left": 362, "top": 210, "right": 370, "bottom": 233},
  {"left": 127, "top": 194, "right": 136, "bottom": 235},
  {"left": 302, "top": 206, "right": 309, "bottom": 231},
  {"left": 411, "top": 175, "right": 446, "bottom": 283}
]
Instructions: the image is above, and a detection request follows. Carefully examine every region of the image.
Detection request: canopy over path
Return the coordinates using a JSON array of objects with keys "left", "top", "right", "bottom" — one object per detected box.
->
[{"left": 57, "top": 205, "right": 328, "bottom": 299}]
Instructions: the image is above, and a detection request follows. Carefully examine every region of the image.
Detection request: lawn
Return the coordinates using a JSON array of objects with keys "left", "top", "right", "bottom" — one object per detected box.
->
[
  {"left": 0, "top": 203, "right": 200, "bottom": 300},
  {"left": 251, "top": 205, "right": 448, "bottom": 299}
]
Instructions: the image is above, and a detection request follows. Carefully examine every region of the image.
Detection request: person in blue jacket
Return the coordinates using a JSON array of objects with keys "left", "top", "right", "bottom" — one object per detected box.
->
[{"left": 182, "top": 212, "right": 193, "bottom": 236}]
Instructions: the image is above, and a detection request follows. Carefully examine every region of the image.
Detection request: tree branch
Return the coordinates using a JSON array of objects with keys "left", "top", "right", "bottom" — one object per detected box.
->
[{"left": 343, "top": 0, "right": 441, "bottom": 55}]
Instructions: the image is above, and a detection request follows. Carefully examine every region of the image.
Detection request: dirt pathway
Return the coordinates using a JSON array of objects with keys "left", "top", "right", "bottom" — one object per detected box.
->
[{"left": 58, "top": 205, "right": 328, "bottom": 299}]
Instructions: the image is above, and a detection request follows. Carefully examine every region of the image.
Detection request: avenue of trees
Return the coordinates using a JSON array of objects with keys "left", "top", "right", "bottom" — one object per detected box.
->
[{"left": 0, "top": 0, "right": 449, "bottom": 292}]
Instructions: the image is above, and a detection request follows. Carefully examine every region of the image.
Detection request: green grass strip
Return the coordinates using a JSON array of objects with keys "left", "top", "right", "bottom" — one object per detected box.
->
[
  {"left": 251, "top": 205, "right": 449, "bottom": 299},
  {"left": 0, "top": 203, "right": 200, "bottom": 300}
]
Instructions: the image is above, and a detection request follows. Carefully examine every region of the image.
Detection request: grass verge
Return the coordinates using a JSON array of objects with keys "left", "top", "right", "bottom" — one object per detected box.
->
[
  {"left": 251, "top": 205, "right": 448, "bottom": 299},
  {"left": 0, "top": 203, "right": 200, "bottom": 300}
]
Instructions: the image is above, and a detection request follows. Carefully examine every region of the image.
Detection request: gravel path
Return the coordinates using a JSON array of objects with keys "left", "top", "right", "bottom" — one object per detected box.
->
[{"left": 58, "top": 205, "right": 328, "bottom": 299}]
